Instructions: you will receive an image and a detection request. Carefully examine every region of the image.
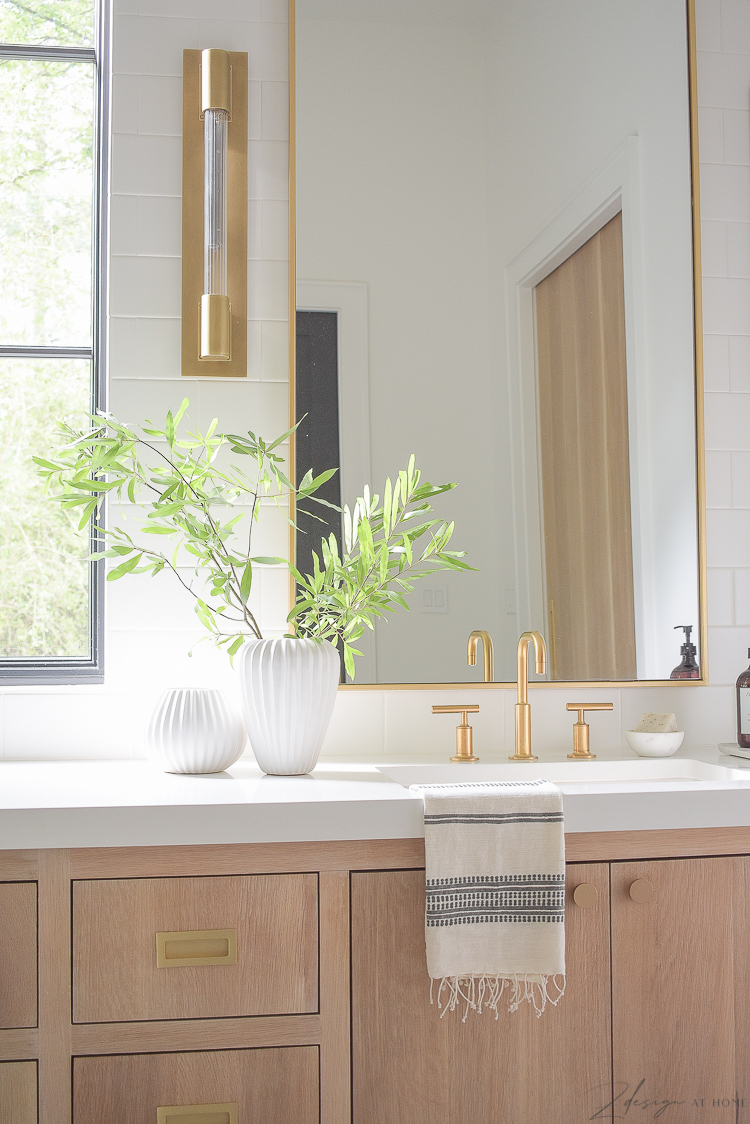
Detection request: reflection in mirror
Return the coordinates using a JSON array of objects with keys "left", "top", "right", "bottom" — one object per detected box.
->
[{"left": 295, "top": 0, "right": 702, "bottom": 685}]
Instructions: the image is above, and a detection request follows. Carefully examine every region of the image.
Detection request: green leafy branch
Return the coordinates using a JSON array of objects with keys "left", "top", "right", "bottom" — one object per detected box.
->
[
  {"left": 288, "top": 455, "right": 475, "bottom": 679},
  {"left": 34, "top": 399, "right": 335, "bottom": 661}
]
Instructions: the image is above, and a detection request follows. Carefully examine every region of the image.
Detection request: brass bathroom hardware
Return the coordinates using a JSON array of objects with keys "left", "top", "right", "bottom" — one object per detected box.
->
[
  {"left": 182, "top": 48, "right": 248, "bottom": 376},
  {"left": 573, "top": 883, "right": 598, "bottom": 908},
  {"left": 156, "top": 928, "right": 237, "bottom": 968},
  {"left": 509, "top": 631, "right": 547, "bottom": 760},
  {"left": 432, "top": 704, "right": 480, "bottom": 762},
  {"left": 157, "top": 1103, "right": 238, "bottom": 1124},
  {"left": 467, "top": 630, "right": 494, "bottom": 682},
  {"left": 566, "top": 702, "right": 614, "bottom": 759},
  {"left": 629, "top": 878, "right": 654, "bottom": 904}
]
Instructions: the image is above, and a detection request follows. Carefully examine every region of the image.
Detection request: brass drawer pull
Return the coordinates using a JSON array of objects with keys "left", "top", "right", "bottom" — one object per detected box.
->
[
  {"left": 629, "top": 878, "right": 654, "bottom": 904},
  {"left": 156, "top": 928, "right": 237, "bottom": 968},
  {"left": 157, "top": 1104, "right": 238, "bottom": 1124},
  {"left": 572, "top": 883, "right": 598, "bottom": 908}
]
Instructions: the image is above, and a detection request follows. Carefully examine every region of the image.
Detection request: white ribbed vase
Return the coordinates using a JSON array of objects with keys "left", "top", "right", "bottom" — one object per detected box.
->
[
  {"left": 146, "top": 688, "right": 246, "bottom": 774},
  {"left": 238, "top": 638, "right": 340, "bottom": 775}
]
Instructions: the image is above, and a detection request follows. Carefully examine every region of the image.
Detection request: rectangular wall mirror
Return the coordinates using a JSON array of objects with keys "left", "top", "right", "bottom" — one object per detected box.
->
[{"left": 293, "top": 0, "right": 706, "bottom": 688}]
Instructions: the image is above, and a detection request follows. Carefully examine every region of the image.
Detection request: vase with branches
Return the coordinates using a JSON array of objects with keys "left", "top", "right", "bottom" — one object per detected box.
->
[{"left": 36, "top": 399, "right": 474, "bottom": 771}]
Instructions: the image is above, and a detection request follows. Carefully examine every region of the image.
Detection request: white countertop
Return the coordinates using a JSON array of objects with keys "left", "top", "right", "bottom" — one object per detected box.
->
[{"left": 2, "top": 744, "right": 750, "bottom": 849}]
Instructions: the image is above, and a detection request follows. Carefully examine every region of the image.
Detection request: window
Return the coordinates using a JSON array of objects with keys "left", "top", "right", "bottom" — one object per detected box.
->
[{"left": 0, "top": 0, "right": 108, "bottom": 682}]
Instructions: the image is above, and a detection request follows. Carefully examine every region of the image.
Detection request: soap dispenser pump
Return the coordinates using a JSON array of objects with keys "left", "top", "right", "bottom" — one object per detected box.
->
[{"left": 670, "top": 625, "right": 700, "bottom": 680}]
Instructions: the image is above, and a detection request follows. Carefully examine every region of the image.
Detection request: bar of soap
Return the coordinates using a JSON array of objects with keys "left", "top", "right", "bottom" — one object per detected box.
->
[{"left": 633, "top": 712, "right": 678, "bottom": 733}]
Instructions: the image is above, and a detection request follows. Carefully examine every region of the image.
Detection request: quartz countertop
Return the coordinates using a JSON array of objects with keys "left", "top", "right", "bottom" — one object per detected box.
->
[{"left": 2, "top": 744, "right": 750, "bottom": 849}]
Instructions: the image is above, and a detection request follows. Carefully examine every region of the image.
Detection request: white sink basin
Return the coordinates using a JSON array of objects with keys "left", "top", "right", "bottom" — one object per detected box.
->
[{"left": 377, "top": 757, "right": 749, "bottom": 794}]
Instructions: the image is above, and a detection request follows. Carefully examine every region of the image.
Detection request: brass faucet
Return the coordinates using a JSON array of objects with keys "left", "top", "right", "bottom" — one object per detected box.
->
[
  {"left": 509, "top": 630, "right": 547, "bottom": 761},
  {"left": 467, "top": 630, "right": 494, "bottom": 683}
]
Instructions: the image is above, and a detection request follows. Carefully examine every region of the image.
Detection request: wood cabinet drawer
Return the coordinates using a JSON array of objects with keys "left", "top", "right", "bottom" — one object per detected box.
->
[
  {"left": 0, "top": 1061, "right": 37, "bottom": 1124},
  {"left": 0, "top": 882, "right": 37, "bottom": 1029},
  {"left": 73, "top": 1047, "right": 318, "bottom": 1124},
  {"left": 72, "top": 873, "right": 318, "bottom": 1023}
]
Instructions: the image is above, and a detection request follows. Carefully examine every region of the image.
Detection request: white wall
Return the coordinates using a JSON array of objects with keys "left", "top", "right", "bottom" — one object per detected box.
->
[
  {"left": 0, "top": 0, "right": 291, "bottom": 757},
  {"left": 0, "top": 0, "right": 746, "bottom": 762}
]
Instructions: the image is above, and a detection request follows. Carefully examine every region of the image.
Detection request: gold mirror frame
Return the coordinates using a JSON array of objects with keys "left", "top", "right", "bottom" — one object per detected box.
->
[{"left": 287, "top": 0, "right": 708, "bottom": 691}]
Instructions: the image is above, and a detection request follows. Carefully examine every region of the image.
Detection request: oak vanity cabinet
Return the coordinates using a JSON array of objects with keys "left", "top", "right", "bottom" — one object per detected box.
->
[
  {"left": 351, "top": 863, "right": 613, "bottom": 1124},
  {"left": 0, "top": 1061, "right": 37, "bottom": 1123},
  {"left": 73, "top": 1047, "right": 319, "bottom": 1124},
  {"left": 0, "top": 882, "right": 37, "bottom": 1029},
  {"left": 611, "top": 857, "right": 750, "bottom": 1120}
]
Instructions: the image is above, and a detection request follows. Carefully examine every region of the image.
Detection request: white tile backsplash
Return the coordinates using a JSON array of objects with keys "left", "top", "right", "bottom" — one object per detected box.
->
[
  {"left": 698, "top": 0, "right": 723, "bottom": 52},
  {"left": 703, "top": 334, "right": 731, "bottom": 390},
  {"left": 111, "top": 133, "right": 182, "bottom": 196},
  {"left": 109, "top": 256, "right": 182, "bottom": 318},
  {"left": 701, "top": 220, "right": 729, "bottom": 275},
  {"left": 709, "top": 567, "right": 735, "bottom": 624},
  {"left": 706, "top": 449, "right": 733, "bottom": 506},
  {"left": 698, "top": 48, "right": 750, "bottom": 108},
  {"left": 726, "top": 221, "right": 750, "bottom": 275},
  {"left": 723, "top": 108, "right": 750, "bottom": 164},
  {"left": 698, "top": 106, "right": 725, "bottom": 161},
  {"left": 700, "top": 162, "right": 750, "bottom": 220},
  {"left": 734, "top": 568, "right": 750, "bottom": 624},
  {"left": 722, "top": 0, "right": 750, "bottom": 54},
  {"left": 729, "top": 334, "right": 750, "bottom": 390},
  {"left": 702, "top": 275, "right": 750, "bottom": 333}
]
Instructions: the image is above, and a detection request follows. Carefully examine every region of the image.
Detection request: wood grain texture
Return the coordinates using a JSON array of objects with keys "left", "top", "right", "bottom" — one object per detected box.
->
[
  {"left": 319, "top": 871, "right": 350, "bottom": 1124},
  {"left": 69, "top": 838, "right": 425, "bottom": 878},
  {"left": 565, "top": 826, "right": 750, "bottom": 863},
  {"left": 71, "top": 1014, "right": 320, "bottom": 1055},
  {"left": 536, "top": 212, "right": 637, "bottom": 681},
  {"left": 0, "top": 1060, "right": 37, "bottom": 1124},
  {"left": 0, "top": 1028, "right": 38, "bottom": 1060},
  {"left": 38, "top": 849, "right": 71, "bottom": 1124},
  {"left": 611, "top": 857, "right": 740, "bottom": 1120},
  {"left": 732, "top": 857, "right": 750, "bottom": 1113},
  {"left": 73, "top": 1047, "right": 319, "bottom": 1124},
  {"left": 351, "top": 864, "right": 612, "bottom": 1124},
  {"left": 72, "top": 873, "right": 318, "bottom": 1023},
  {"left": 0, "top": 882, "right": 37, "bottom": 1028},
  {"left": 0, "top": 852, "right": 38, "bottom": 881}
]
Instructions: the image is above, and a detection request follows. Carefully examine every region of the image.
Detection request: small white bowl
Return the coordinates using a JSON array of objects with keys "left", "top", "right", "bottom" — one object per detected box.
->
[{"left": 625, "top": 730, "right": 685, "bottom": 758}]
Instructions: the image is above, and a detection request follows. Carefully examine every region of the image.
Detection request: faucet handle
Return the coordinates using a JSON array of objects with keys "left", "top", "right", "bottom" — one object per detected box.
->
[
  {"left": 566, "top": 702, "right": 614, "bottom": 759},
  {"left": 432, "top": 704, "right": 480, "bottom": 763}
]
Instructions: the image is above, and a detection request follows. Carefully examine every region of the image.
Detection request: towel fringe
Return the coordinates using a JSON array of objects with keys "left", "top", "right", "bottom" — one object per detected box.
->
[{"left": 433, "top": 972, "right": 566, "bottom": 1020}]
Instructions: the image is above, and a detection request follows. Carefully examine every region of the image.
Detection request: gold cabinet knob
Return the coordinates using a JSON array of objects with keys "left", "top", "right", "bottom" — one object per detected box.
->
[
  {"left": 573, "top": 883, "right": 598, "bottom": 908},
  {"left": 629, "top": 878, "right": 654, "bottom": 904}
]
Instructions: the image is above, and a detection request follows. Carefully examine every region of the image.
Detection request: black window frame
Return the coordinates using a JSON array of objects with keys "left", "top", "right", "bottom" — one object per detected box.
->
[{"left": 0, "top": 2, "right": 110, "bottom": 684}]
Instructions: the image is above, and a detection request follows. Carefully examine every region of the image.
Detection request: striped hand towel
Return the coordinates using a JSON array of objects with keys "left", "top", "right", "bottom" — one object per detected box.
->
[{"left": 410, "top": 779, "right": 565, "bottom": 1020}]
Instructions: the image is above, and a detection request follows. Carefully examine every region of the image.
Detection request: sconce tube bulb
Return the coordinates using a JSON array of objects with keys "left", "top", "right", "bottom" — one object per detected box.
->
[{"left": 204, "top": 106, "right": 228, "bottom": 298}]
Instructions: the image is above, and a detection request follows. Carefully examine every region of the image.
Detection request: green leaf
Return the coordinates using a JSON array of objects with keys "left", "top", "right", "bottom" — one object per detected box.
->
[
  {"left": 240, "top": 560, "right": 253, "bottom": 604},
  {"left": 248, "top": 555, "right": 286, "bottom": 565},
  {"left": 107, "top": 553, "right": 143, "bottom": 581}
]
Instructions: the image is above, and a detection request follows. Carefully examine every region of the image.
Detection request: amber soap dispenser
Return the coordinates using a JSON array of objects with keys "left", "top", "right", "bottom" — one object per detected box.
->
[{"left": 737, "top": 650, "right": 750, "bottom": 749}]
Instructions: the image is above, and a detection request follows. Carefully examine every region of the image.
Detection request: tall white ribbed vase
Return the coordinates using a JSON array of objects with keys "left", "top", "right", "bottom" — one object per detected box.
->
[
  {"left": 238, "top": 638, "right": 340, "bottom": 775},
  {"left": 146, "top": 688, "right": 246, "bottom": 774}
]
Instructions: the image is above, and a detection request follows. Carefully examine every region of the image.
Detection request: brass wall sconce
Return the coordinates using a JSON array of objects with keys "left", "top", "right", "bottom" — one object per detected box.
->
[{"left": 182, "top": 48, "right": 248, "bottom": 377}]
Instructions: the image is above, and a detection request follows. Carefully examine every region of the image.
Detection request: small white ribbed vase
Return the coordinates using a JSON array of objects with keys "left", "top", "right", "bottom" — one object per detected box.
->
[
  {"left": 238, "top": 638, "right": 340, "bottom": 775},
  {"left": 146, "top": 688, "right": 246, "bottom": 774}
]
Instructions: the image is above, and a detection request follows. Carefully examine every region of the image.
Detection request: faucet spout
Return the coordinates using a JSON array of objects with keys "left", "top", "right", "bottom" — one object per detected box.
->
[
  {"left": 510, "top": 630, "right": 547, "bottom": 761},
  {"left": 467, "top": 630, "right": 494, "bottom": 683}
]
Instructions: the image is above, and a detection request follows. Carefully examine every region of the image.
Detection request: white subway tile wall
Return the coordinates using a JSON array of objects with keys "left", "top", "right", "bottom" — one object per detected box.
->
[
  {"left": 0, "top": 0, "right": 747, "bottom": 759},
  {"left": 701, "top": 0, "right": 750, "bottom": 736}
]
